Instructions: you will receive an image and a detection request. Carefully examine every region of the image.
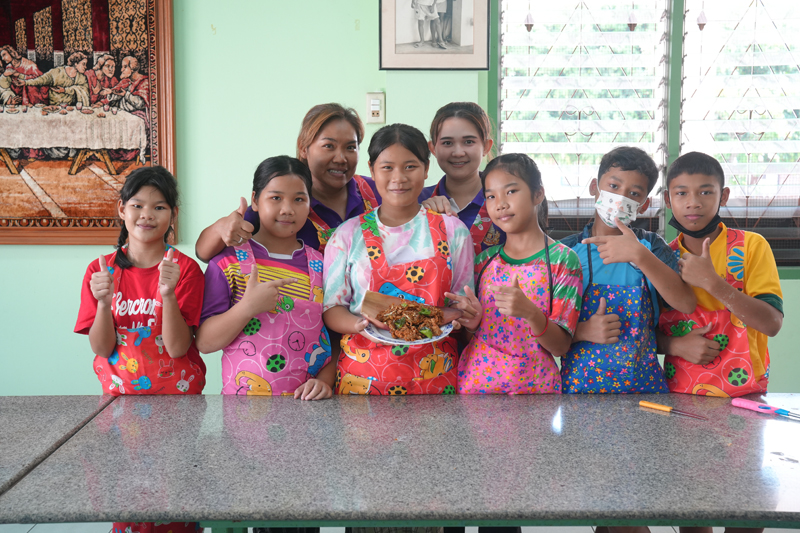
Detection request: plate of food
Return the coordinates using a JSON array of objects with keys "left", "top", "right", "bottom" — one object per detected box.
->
[
  {"left": 81, "top": 108, "right": 94, "bottom": 114},
  {"left": 5, "top": 107, "right": 18, "bottom": 114},
  {"left": 66, "top": 106, "right": 74, "bottom": 111},
  {"left": 97, "top": 112, "right": 105, "bottom": 118},
  {"left": 361, "top": 300, "right": 454, "bottom": 346},
  {"left": 34, "top": 103, "right": 45, "bottom": 108}
]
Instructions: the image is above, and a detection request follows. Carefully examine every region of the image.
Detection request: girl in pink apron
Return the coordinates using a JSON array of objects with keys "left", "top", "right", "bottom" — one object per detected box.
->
[
  {"left": 453, "top": 154, "right": 583, "bottom": 394},
  {"left": 322, "top": 123, "right": 476, "bottom": 396},
  {"left": 196, "top": 156, "right": 334, "bottom": 399},
  {"left": 75, "top": 166, "right": 205, "bottom": 533}
]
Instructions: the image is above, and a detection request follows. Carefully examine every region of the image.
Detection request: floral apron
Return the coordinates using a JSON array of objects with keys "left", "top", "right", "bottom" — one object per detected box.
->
[
  {"left": 93, "top": 249, "right": 206, "bottom": 396},
  {"left": 458, "top": 244, "right": 562, "bottom": 394},
  {"left": 561, "top": 245, "right": 668, "bottom": 393},
  {"left": 337, "top": 210, "right": 459, "bottom": 395},
  {"left": 221, "top": 241, "right": 331, "bottom": 396},
  {"left": 659, "top": 228, "right": 767, "bottom": 397},
  {"left": 309, "top": 174, "right": 378, "bottom": 253}
]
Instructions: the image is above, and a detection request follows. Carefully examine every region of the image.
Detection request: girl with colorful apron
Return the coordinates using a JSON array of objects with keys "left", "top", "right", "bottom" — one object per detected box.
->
[
  {"left": 337, "top": 209, "right": 459, "bottom": 396},
  {"left": 93, "top": 249, "right": 206, "bottom": 396},
  {"left": 561, "top": 244, "right": 669, "bottom": 394},
  {"left": 458, "top": 243, "right": 562, "bottom": 394},
  {"left": 659, "top": 228, "right": 767, "bottom": 397},
  {"left": 221, "top": 240, "right": 331, "bottom": 396}
]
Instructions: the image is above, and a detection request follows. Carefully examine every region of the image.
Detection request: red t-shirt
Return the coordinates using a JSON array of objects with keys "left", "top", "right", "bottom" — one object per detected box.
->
[{"left": 75, "top": 249, "right": 204, "bottom": 338}]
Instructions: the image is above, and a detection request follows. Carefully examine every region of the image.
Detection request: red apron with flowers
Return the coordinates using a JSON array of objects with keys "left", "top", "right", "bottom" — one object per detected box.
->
[
  {"left": 93, "top": 248, "right": 205, "bottom": 396},
  {"left": 336, "top": 209, "right": 459, "bottom": 395},
  {"left": 309, "top": 174, "right": 378, "bottom": 253},
  {"left": 659, "top": 228, "right": 767, "bottom": 397}
]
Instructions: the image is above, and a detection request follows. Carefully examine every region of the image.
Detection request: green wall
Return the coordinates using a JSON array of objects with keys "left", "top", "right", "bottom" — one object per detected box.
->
[{"left": 0, "top": 1, "right": 795, "bottom": 395}]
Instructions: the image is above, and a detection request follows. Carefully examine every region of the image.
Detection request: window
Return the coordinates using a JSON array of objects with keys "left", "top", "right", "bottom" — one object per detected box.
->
[
  {"left": 682, "top": 0, "right": 800, "bottom": 265},
  {"left": 499, "top": 0, "right": 800, "bottom": 265},
  {"left": 499, "top": 0, "right": 670, "bottom": 239}
]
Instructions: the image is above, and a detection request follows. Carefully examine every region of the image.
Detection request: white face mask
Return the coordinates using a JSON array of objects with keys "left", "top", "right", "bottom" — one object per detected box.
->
[{"left": 595, "top": 189, "right": 641, "bottom": 228}]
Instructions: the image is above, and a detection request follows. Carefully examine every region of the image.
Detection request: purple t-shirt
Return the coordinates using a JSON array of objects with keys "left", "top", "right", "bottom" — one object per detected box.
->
[
  {"left": 418, "top": 174, "right": 506, "bottom": 253},
  {"left": 244, "top": 175, "right": 381, "bottom": 252},
  {"left": 200, "top": 240, "right": 310, "bottom": 325}
]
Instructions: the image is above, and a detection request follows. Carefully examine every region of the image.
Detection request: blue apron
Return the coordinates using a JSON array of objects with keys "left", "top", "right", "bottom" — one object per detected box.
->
[{"left": 561, "top": 244, "right": 668, "bottom": 393}]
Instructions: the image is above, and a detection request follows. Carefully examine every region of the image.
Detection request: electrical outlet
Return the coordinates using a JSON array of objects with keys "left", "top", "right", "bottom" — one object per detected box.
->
[{"left": 366, "top": 92, "right": 385, "bottom": 124}]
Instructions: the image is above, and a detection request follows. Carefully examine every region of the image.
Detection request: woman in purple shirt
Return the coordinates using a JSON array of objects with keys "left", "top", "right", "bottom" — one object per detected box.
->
[{"left": 195, "top": 103, "right": 381, "bottom": 261}]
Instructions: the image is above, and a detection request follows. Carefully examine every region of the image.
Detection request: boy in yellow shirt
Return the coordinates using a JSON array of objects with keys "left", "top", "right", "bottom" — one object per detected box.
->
[{"left": 658, "top": 151, "right": 783, "bottom": 397}]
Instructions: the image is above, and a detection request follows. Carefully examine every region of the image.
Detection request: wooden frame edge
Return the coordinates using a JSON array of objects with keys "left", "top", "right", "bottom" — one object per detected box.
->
[{"left": 0, "top": 0, "right": 176, "bottom": 246}]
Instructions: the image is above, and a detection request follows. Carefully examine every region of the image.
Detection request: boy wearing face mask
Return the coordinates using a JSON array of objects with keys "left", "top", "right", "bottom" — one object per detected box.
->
[
  {"left": 658, "top": 152, "right": 783, "bottom": 398},
  {"left": 560, "top": 146, "right": 696, "bottom": 393}
]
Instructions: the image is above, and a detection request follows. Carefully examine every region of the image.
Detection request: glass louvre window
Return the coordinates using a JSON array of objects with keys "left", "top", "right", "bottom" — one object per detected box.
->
[
  {"left": 682, "top": 0, "right": 800, "bottom": 265},
  {"left": 499, "top": 1, "right": 670, "bottom": 239}
]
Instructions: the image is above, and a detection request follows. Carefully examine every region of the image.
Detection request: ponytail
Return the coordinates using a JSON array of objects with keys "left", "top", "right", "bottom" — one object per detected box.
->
[{"left": 115, "top": 225, "right": 132, "bottom": 269}]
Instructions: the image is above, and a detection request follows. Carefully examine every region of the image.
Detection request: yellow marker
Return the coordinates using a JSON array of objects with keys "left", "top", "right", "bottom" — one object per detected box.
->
[{"left": 639, "top": 400, "right": 707, "bottom": 420}]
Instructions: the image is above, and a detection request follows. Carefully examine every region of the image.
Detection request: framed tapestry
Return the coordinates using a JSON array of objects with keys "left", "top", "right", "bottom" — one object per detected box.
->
[
  {"left": 379, "top": 0, "right": 490, "bottom": 70},
  {"left": 0, "top": 0, "right": 175, "bottom": 244}
]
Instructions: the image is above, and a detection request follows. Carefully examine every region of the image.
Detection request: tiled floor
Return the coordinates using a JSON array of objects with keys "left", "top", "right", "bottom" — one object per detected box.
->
[{"left": 0, "top": 525, "right": 793, "bottom": 533}]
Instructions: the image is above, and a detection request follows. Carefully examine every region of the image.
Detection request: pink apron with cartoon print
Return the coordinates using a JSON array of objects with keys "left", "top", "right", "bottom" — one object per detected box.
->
[
  {"left": 458, "top": 246, "right": 561, "bottom": 394},
  {"left": 221, "top": 241, "right": 331, "bottom": 396},
  {"left": 660, "top": 228, "right": 767, "bottom": 397},
  {"left": 93, "top": 249, "right": 206, "bottom": 396}
]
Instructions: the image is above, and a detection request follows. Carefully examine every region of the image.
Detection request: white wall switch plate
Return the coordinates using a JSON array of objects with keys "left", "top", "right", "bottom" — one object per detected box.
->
[{"left": 366, "top": 92, "right": 385, "bottom": 124}]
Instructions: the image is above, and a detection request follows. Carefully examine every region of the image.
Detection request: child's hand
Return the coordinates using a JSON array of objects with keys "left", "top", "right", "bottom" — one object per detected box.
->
[
  {"left": 445, "top": 286, "right": 482, "bottom": 331},
  {"left": 240, "top": 267, "right": 297, "bottom": 316},
  {"left": 221, "top": 197, "right": 255, "bottom": 247},
  {"left": 422, "top": 196, "right": 456, "bottom": 216},
  {"left": 158, "top": 248, "right": 180, "bottom": 297},
  {"left": 490, "top": 275, "right": 539, "bottom": 321},
  {"left": 582, "top": 218, "right": 645, "bottom": 264},
  {"left": 575, "top": 297, "right": 621, "bottom": 344},
  {"left": 294, "top": 378, "right": 332, "bottom": 400},
  {"left": 90, "top": 255, "right": 115, "bottom": 307},
  {"left": 669, "top": 324, "right": 720, "bottom": 365},
  {"left": 678, "top": 238, "right": 718, "bottom": 292}
]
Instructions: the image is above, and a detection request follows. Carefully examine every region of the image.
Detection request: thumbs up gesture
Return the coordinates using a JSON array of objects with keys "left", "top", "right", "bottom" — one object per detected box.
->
[
  {"left": 489, "top": 274, "right": 540, "bottom": 321},
  {"left": 158, "top": 247, "right": 181, "bottom": 297},
  {"left": 221, "top": 197, "right": 255, "bottom": 247},
  {"left": 240, "top": 265, "right": 297, "bottom": 316},
  {"left": 574, "top": 296, "right": 622, "bottom": 344},
  {"left": 90, "top": 255, "right": 115, "bottom": 307},
  {"left": 582, "top": 218, "right": 645, "bottom": 265},
  {"left": 669, "top": 323, "right": 720, "bottom": 365},
  {"left": 678, "top": 237, "right": 717, "bottom": 291}
]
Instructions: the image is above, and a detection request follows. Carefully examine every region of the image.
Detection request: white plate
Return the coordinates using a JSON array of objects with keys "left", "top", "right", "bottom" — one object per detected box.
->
[{"left": 361, "top": 322, "right": 454, "bottom": 346}]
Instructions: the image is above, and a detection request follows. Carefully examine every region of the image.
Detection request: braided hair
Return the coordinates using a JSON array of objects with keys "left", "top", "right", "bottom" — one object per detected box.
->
[{"left": 115, "top": 166, "right": 178, "bottom": 269}]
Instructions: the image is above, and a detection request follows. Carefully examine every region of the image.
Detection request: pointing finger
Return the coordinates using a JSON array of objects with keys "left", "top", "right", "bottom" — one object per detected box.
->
[
  {"left": 264, "top": 277, "right": 297, "bottom": 289},
  {"left": 581, "top": 236, "right": 609, "bottom": 245}
]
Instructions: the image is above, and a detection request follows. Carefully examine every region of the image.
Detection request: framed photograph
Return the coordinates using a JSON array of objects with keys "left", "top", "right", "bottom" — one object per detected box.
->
[
  {"left": 0, "top": 0, "right": 176, "bottom": 245},
  {"left": 380, "top": 0, "right": 490, "bottom": 70}
]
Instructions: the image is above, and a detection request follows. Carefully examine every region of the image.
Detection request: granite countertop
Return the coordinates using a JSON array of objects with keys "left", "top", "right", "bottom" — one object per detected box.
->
[
  {"left": 0, "top": 393, "right": 798, "bottom": 527},
  {"left": 0, "top": 395, "right": 114, "bottom": 495}
]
